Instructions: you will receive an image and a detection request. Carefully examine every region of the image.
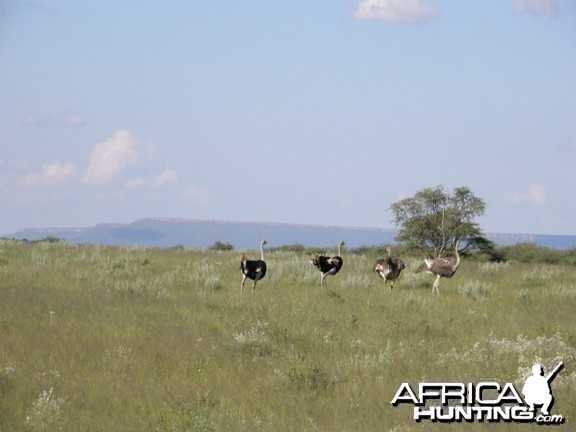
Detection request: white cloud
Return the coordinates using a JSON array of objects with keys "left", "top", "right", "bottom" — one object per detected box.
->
[
  {"left": 514, "top": 0, "right": 558, "bottom": 18},
  {"left": 23, "top": 161, "right": 77, "bottom": 187},
  {"left": 506, "top": 184, "right": 550, "bottom": 205},
  {"left": 83, "top": 130, "right": 139, "bottom": 185},
  {"left": 60, "top": 113, "right": 87, "bottom": 126},
  {"left": 0, "top": 158, "right": 33, "bottom": 170},
  {"left": 23, "top": 112, "right": 87, "bottom": 127},
  {"left": 124, "top": 169, "right": 178, "bottom": 189},
  {"left": 150, "top": 169, "right": 178, "bottom": 188},
  {"left": 124, "top": 177, "right": 147, "bottom": 189},
  {"left": 353, "top": 0, "right": 438, "bottom": 23},
  {"left": 23, "top": 114, "right": 49, "bottom": 126}
]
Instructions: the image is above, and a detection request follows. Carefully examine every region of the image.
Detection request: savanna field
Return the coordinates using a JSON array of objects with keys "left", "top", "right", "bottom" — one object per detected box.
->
[{"left": 1, "top": 239, "right": 575, "bottom": 431}]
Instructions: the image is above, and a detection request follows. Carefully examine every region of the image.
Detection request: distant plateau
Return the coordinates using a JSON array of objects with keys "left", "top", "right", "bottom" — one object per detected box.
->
[{"left": 3, "top": 217, "right": 575, "bottom": 250}]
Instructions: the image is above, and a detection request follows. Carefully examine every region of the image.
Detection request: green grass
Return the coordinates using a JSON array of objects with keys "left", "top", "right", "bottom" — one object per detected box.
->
[{"left": 1, "top": 240, "right": 575, "bottom": 431}]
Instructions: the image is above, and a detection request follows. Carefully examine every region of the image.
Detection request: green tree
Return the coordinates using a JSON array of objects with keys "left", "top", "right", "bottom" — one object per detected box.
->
[
  {"left": 389, "top": 185, "right": 490, "bottom": 257},
  {"left": 208, "top": 240, "right": 235, "bottom": 251}
]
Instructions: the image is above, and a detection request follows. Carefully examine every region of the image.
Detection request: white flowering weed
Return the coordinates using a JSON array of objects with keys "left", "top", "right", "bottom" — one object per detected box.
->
[{"left": 26, "top": 388, "right": 66, "bottom": 431}]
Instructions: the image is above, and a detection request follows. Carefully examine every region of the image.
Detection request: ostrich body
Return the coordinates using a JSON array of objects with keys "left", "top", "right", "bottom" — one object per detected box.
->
[
  {"left": 374, "top": 246, "right": 405, "bottom": 290},
  {"left": 310, "top": 240, "right": 344, "bottom": 287},
  {"left": 240, "top": 240, "right": 267, "bottom": 294},
  {"left": 414, "top": 240, "right": 461, "bottom": 295}
]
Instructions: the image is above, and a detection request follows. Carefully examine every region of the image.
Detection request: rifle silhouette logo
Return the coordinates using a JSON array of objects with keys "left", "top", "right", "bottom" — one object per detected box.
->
[{"left": 521, "top": 362, "right": 563, "bottom": 416}]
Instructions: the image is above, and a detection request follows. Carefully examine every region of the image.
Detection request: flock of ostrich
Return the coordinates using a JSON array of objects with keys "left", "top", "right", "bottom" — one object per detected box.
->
[{"left": 239, "top": 239, "right": 462, "bottom": 295}]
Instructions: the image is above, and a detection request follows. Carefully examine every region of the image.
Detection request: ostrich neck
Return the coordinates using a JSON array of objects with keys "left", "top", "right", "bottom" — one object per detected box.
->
[
  {"left": 453, "top": 243, "right": 461, "bottom": 270},
  {"left": 260, "top": 242, "right": 265, "bottom": 261}
]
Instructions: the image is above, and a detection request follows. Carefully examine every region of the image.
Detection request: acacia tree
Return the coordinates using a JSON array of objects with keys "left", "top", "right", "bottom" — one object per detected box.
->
[{"left": 389, "top": 185, "right": 488, "bottom": 257}]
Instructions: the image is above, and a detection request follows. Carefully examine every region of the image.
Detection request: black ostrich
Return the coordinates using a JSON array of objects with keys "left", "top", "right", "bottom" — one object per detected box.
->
[
  {"left": 240, "top": 239, "right": 267, "bottom": 294},
  {"left": 374, "top": 246, "right": 405, "bottom": 290},
  {"left": 310, "top": 240, "right": 345, "bottom": 287}
]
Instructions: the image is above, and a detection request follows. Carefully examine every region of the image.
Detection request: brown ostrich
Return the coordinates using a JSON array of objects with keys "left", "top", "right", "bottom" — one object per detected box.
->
[
  {"left": 373, "top": 246, "right": 405, "bottom": 290},
  {"left": 414, "top": 239, "right": 461, "bottom": 295}
]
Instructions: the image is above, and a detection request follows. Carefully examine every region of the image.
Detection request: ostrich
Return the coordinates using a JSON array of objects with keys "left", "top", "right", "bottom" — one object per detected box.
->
[
  {"left": 310, "top": 240, "right": 345, "bottom": 287},
  {"left": 373, "top": 246, "right": 406, "bottom": 290},
  {"left": 414, "top": 239, "right": 461, "bottom": 295},
  {"left": 240, "top": 239, "right": 267, "bottom": 294}
]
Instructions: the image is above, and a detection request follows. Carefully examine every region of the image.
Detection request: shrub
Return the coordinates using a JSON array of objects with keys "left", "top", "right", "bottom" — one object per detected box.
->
[
  {"left": 208, "top": 241, "right": 234, "bottom": 251},
  {"left": 500, "top": 243, "right": 569, "bottom": 264},
  {"left": 269, "top": 244, "right": 306, "bottom": 253},
  {"left": 41, "top": 236, "right": 64, "bottom": 244},
  {"left": 478, "top": 261, "right": 510, "bottom": 274},
  {"left": 545, "top": 284, "right": 576, "bottom": 300},
  {"left": 189, "top": 261, "right": 222, "bottom": 292},
  {"left": 522, "top": 268, "right": 562, "bottom": 284},
  {"left": 233, "top": 321, "right": 272, "bottom": 356},
  {"left": 26, "top": 388, "right": 66, "bottom": 431},
  {"left": 439, "top": 332, "right": 576, "bottom": 386},
  {"left": 458, "top": 279, "right": 491, "bottom": 298},
  {"left": 340, "top": 274, "right": 371, "bottom": 290},
  {"left": 113, "top": 277, "right": 171, "bottom": 300}
]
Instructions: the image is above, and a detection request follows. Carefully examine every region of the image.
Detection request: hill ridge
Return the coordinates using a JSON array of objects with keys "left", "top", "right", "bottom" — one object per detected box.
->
[{"left": 4, "top": 217, "right": 575, "bottom": 249}]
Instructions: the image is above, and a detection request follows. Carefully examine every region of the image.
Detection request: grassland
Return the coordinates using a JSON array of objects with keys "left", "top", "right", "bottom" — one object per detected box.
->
[{"left": 1, "top": 239, "right": 575, "bottom": 431}]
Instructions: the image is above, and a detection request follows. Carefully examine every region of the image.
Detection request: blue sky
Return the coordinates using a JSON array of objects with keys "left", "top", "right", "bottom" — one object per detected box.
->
[{"left": 1, "top": 0, "right": 575, "bottom": 236}]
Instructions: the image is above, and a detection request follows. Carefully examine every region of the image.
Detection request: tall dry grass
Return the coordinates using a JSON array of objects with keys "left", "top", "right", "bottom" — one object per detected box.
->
[{"left": 0, "top": 239, "right": 575, "bottom": 431}]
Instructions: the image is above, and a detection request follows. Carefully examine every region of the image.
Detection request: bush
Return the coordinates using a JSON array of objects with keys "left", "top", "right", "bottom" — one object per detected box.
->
[
  {"left": 189, "top": 261, "right": 222, "bottom": 292},
  {"left": 478, "top": 261, "right": 510, "bottom": 274},
  {"left": 458, "top": 279, "right": 492, "bottom": 298},
  {"left": 269, "top": 244, "right": 307, "bottom": 254},
  {"left": 208, "top": 241, "right": 234, "bottom": 251},
  {"left": 499, "top": 243, "right": 576, "bottom": 265},
  {"left": 41, "top": 236, "right": 64, "bottom": 244}
]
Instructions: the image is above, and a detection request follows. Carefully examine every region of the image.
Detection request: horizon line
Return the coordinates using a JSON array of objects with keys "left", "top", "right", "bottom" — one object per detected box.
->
[{"left": 5, "top": 216, "right": 574, "bottom": 239}]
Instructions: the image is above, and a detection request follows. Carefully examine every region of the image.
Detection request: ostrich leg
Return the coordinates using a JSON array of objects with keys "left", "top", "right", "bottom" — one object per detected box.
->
[
  {"left": 252, "top": 272, "right": 262, "bottom": 294},
  {"left": 432, "top": 274, "right": 441, "bottom": 295}
]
